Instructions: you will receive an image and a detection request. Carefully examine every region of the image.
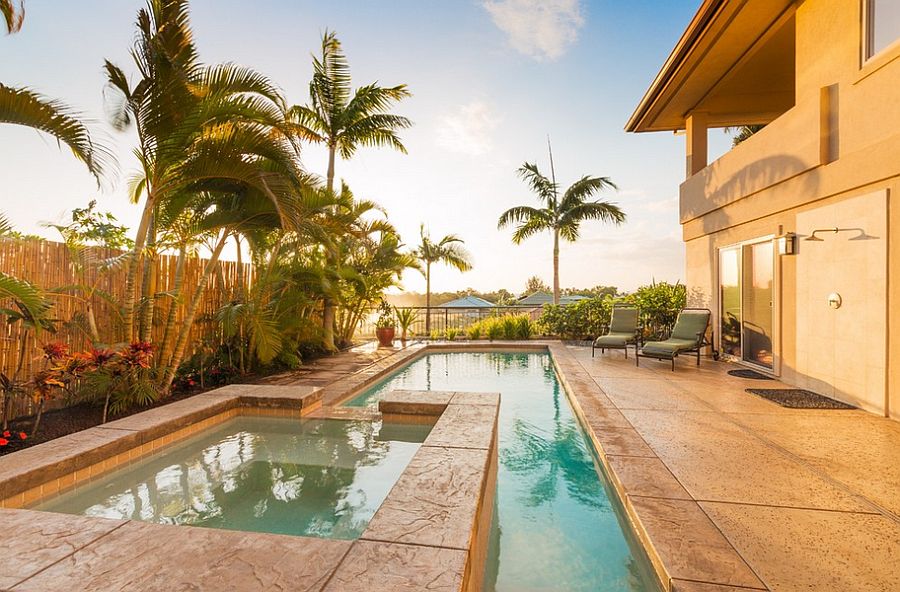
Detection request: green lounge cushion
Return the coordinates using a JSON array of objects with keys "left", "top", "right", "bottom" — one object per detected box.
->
[
  {"left": 641, "top": 338, "right": 697, "bottom": 358},
  {"left": 671, "top": 311, "right": 710, "bottom": 341},
  {"left": 594, "top": 331, "right": 635, "bottom": 347},
  {"left": 609, "top": 308, "right": 639, "bottom": 333}
]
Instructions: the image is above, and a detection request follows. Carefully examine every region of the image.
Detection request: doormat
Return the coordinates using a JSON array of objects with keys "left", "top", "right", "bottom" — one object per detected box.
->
[
  {"left": 746, "top": 389, "right": 855, "bottom": 409},
  {"left": 728, "top": 369, "right": 772, "bottom": 380}
]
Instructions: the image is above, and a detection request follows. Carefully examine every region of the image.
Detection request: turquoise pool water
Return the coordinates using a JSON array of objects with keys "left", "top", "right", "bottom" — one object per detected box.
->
[
  {"left": 35, "top": 416, "right": 430, "bottom": 540},
  {"left": 347, "top": 352, "right": 659, "bottom": 592}
]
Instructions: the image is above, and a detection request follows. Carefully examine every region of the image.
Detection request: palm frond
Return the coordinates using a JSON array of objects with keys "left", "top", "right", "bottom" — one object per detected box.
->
[
  {"left": 517, "top": 162, "right": 557, "bottom": 204},
  {"left": 511, "top": 217, "right": 550, "bottom": 244},
  {"left": 2, "top": 0, "right": 24, "bottom": 33},
  {"left": 0, "top": 85, "right": 113, "bottom": 184},
  {"left": 0, "top": 272, "right": 49, "bottom": 324},
  {"left": 497, "top": 205, "right": 548, "bottom": 229},
  {"left": 559, "top": 175, "right": 618, "bottom": 210}
]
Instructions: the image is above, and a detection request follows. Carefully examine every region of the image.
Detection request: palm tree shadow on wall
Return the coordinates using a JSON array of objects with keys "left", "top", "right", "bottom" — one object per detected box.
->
[{"left": 683, "top": 154, "right": 821, "bottom": 236}]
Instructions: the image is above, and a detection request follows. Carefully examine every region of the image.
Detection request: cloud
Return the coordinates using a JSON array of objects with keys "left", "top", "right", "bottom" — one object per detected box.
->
[
  {"left": 435, "top": 101, "right": 500, "bottom": 156},
  {"left": 482, "top": 0, "right": 585, "bottom": 61}
]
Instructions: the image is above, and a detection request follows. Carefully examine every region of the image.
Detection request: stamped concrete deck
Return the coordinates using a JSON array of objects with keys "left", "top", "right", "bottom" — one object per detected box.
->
[
  {"left": 563, "top": 343, "right": 900, "bottom": 592},
  {"left": 3, "top": 340, "right": 899, "bottom": 591}
]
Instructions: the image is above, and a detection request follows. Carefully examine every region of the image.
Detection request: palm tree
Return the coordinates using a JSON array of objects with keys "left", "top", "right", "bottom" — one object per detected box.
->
[
  {"left": 413, "top": 225, "right": 472, "bottom": 333},
  {"left": 1, "top": 1, "right": 109, "bottom": 183},
  {"left": 105, "top": 0, "right": 308, "bottom": 344},
  {"left": 288, "top": 30, "right": 411, "bottom": 351},
  {"left": 725, "top": 124, "right": 764, "bottom": 147},
  {"left": 498, "top": 160, "right": 624, "bottom": 304}
]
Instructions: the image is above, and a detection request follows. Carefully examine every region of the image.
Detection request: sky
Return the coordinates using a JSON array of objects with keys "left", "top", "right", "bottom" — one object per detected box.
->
[{"left": 0, "top": 0, "right": 734, "bottom": 294}]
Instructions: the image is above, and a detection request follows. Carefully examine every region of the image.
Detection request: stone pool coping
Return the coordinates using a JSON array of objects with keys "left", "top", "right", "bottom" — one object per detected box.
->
[{"left": 0, "top": 387, "right": 500, "bottom": 592}]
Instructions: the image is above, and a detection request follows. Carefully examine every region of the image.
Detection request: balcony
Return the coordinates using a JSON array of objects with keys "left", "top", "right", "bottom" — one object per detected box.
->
[{"left": 679, "top": 94, "right": 824, "bottom": 224}]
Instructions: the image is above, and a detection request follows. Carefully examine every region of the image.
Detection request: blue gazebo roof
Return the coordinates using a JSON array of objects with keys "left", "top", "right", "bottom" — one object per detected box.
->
[{"left": 440, "top": 295, "right": 496, "bottom": 308}]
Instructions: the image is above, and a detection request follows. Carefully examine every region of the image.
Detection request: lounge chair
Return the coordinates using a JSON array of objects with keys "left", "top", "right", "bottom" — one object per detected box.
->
[
  {"left": 636, "top": 308, "right": 712, "bottom": 371},
  {"left": 592, "top": 306, "right": 641, "bottom": 358}
]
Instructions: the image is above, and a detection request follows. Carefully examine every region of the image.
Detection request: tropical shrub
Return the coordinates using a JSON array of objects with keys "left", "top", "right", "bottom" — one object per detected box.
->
[
  {"left": 76, "top": 343, "right": 157, "bottom": 423},
  {"left": 485, "top": 318, "right": 505, "bottom": 341},
  {"left": 538, "top": 281, "right": 688, "bottom": 340},
  {"left": 623, "top": 281, "right": 687, "bottom": 339},
  {"left": 466, "top": 323, "right": 482, "bottom": 340},
  {"left": 430, "top": 328, "right": 443, "bottom": 341},
  {"left": 539, "top": 296, "right": 614, "bottom": 339},
  {"left": 513, "top": 315, "right": 535, "bottom": 339},
  {"left": 395, "top": 307, "right": 418, "bottom": 341},
  {"left": 445, "top": 327, "right": 459, "bottom": 341},
  {"left": 0, "top": 429, "right": 27, "bottom": 452}
]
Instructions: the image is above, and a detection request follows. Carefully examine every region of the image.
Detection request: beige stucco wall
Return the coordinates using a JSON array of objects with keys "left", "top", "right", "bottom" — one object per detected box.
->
[{"left": 679, "top": 0, "right": 900, "bottom": 418}]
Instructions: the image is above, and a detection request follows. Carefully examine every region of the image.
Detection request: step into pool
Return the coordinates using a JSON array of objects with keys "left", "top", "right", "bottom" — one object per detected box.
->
[
  {"left": 346, "top": 351, "right": 660, "bottom": 592},
  {"left": 34, "top": 417, "right": 430, "bottom": 540}
]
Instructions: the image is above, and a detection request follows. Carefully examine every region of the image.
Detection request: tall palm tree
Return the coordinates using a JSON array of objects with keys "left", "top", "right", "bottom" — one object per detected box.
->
[
  {"left": 1, "top": 0, "right": 109, "bottom": 182},
  {"left": 288, "top": 30, "right": 411, "bottom": 351},
  {"left": 498, "top": 161, "right": 624, "bottom": 304},
  {"left": 413, "top": 225, "right": 472, "bottom": 333}
]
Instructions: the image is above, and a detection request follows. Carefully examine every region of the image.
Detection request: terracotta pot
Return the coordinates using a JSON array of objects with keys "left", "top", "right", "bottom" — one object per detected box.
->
[{"left": 376, "top": 327, "right": 395, "bottom": 347}]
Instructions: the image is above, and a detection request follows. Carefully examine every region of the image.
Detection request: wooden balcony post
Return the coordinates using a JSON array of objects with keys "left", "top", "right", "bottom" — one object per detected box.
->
[{"left": 685, "top": 111, "right": 709, "bottom": 177}]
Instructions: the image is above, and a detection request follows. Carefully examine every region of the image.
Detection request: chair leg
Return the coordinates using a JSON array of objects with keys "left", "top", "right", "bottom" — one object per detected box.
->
[
  {"left": 624, "top": 346, "right": 628, "bottom": 359},
  {"left": 671, "top": 357, "right": 675, "bottom": 371},
  {"left": 696, "top": 349, "right": 700, "bottom": 366},
  {"left": 591, "top": 344, "right": 595, "bottom": 358}
]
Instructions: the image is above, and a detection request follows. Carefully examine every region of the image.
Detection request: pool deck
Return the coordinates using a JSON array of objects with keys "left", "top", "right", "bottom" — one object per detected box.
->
[
  {"left": 2, "top": 340, "right": 899, "bottom": 591},
  {"left": 560, "top": 342, "right": 900, "bottom": 592}
]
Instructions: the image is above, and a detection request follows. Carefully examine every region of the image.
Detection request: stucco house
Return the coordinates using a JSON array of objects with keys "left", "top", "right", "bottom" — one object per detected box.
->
[{"left": 627, "top": 0, "right": 900, "bottom": 418}]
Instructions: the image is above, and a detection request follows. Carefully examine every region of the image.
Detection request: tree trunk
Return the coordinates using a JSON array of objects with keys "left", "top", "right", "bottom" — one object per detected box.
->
[
  {"left": 157, "top": 243, "right": 186, "bottom": 368},
  {"left": 161, "top": 234, "right": 229, "bottom": 393},
  {"left": 122, "top": 196, "right": 155, "bottom": 342},
  {"left": 235, "top": 235, "right": 244, "bottom": 300},
  {"left": 86, "top": 301, "right": 100, "bottom": 344},
  {"left": 552, "top": 230, "right": 560, "bottom": 305},
  {"left": 101, "top": 385, "right": 113, "bottom": 424},
  {"left": 425, "top": 262, "right": 431, "bottom": 333},
  {"left": 138, "top": 213, "right": 157, "bottom": 343},
  {"left": 321, "top": 146, "right": 338, "bottom": 352},
  {"left": 31, "top": 398, "right": 44, "bottom": 436}
]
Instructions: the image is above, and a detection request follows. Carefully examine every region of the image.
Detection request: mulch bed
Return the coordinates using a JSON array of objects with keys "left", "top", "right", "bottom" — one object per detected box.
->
[
  {"left": 0, "top": 387, "right": 205, "bottom": 457},
  {"left": 728, "top": 368, "right": 773, "bottom": 380},
  {"left": 746, "top": 388, "right": 856, "bottom": 409},
  {"left": 0, "top": 344, "right": 359, "bottom": 457}
]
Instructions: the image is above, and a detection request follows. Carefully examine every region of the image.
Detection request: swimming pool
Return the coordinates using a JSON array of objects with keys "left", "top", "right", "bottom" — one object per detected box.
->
[
  {"left": 346, "top": 351, "right": 660, "bottom": 592},
  {"left": 35, "top": 416, "right": 430, "bottom": 540}
]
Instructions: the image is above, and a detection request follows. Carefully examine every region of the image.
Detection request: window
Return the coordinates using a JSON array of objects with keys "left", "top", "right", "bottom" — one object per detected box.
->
[{"left": 865, "top": 0, "right": 900, "bottom": 60}]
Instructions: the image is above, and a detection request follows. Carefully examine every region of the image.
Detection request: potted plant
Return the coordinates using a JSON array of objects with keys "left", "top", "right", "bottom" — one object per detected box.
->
[
  {"left": 394, "top": 307, "right": 418, "bottom": 342},
  {"left": 374, "top": 300, "right": 396, "bottom": 347}
]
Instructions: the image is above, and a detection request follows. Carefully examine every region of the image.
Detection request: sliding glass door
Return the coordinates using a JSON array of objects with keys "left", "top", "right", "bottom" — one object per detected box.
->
[{"left": 719, "top": 239, "right": 775, "bottom": 370}]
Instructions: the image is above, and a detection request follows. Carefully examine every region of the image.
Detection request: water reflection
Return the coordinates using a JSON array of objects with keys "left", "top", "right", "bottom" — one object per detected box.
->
[
  {"left": 38, "top": 418, "right": 429, "bottom": 540},
  {"left": 347, "top": 352, "right": 658, "bottom": 592}
]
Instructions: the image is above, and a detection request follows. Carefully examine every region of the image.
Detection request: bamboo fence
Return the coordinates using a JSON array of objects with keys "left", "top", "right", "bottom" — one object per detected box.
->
[{"left": 0, "top": 237, "right": 251, "bottom": 418}]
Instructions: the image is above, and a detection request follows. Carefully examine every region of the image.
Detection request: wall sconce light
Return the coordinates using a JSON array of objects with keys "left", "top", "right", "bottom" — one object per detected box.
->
[{"left": 777, "top": 232, "right": 797, "bottom": 255}]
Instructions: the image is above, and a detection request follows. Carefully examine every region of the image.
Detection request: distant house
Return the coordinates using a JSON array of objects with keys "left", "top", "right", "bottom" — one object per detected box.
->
[
  {"left": 440, "top": 295, "right": 495, "bottom": 308},
  {"left": 516, "top": 292, "right": 590, "bottom": 306}
]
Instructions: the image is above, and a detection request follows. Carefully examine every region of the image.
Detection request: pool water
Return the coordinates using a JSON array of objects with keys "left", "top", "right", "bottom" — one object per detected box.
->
[
  {"left": 347, "top": 352, "right": 659, "bottom": 592},
  {"left": 35, "top": 417, "right": 430, "bottom": 540}
]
